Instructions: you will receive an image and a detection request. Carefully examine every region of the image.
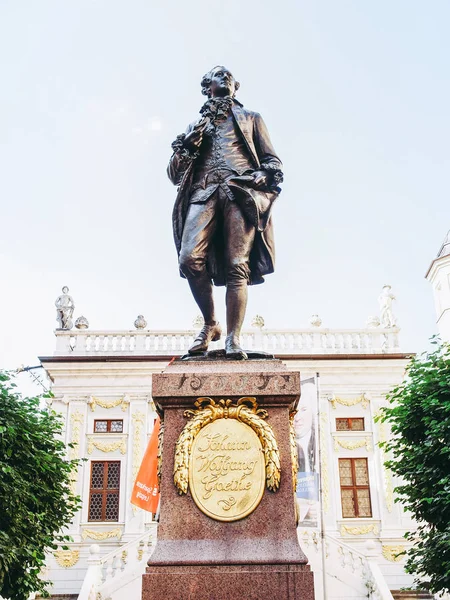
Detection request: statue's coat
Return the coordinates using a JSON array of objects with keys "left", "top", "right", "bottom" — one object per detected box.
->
[{"left": 167, "top": 101, "right": 282, "bottom": 286}]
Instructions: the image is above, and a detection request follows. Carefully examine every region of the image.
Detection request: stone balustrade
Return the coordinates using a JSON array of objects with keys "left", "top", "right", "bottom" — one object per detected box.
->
[
  {"left": 300, "top": 530, "right": 395, "bottom": 600},
  {"left": 54, "top": 327, "right": 401, "bottom": 357},
  {"left": 77, "top": 529, "right": 156, "bottom": 600}
]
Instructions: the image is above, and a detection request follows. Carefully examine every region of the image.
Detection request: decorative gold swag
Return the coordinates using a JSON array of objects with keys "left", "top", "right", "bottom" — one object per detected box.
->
[{"left": 173, "top": 397, "right": 281, "bottom": 496}]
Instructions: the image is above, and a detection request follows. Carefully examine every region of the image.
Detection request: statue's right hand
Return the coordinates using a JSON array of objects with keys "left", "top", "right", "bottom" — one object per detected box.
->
[{"left": 184, "top": 128, "right": 204, "bottom": 151}]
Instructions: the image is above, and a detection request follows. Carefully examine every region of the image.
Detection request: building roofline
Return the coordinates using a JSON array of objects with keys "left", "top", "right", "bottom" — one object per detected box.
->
[{"left": 39, "top": 353, "right": 414, "bottom": 364}]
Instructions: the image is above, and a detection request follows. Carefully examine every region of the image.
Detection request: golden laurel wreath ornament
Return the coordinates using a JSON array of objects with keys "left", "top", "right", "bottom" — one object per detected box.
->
[{"left": 174, "top": 396, "right": 281, "bottom": 496}]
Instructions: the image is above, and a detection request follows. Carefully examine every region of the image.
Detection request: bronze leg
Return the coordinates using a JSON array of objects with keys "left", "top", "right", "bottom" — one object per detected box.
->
[
  {"left": 179, "top": 196, "right": 218, "bottom": 326},
  {"left": 223, "top": 196, "right": 256, "bottom": 358}
]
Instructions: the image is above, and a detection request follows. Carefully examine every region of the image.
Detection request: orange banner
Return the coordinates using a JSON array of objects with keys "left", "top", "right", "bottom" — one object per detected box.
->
[{"left": 130, "top": 416, "right": 160, "bottom": 513}]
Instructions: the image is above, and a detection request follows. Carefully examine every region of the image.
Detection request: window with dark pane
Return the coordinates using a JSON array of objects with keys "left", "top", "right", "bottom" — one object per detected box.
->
[
  {"left": 94, "top": 420, "right": 108, "bottom": 433},
  {"left": 88, "top": 461, "right": 120, "bottom": 521},
  {"left": 110, "top": 420, "right": 123, "bottom": 433},
  {"left": 338, "top": 458, "right": 372, "bottom": 518},
  {"left": 94, "top": 419, "right": 123, "bottom": 433},
  {"left": 336, "top": 418, "right": 365, "bottom": 431}
]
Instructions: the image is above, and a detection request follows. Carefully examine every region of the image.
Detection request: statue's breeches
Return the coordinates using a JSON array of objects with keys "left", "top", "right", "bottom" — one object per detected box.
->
[{"left": 179, "top": 187, "right": 255, "bottom": 283}]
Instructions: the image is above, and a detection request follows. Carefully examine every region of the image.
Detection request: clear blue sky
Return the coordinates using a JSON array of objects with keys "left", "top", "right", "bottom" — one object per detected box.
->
[{"left": 1, "top": 0, "right": 449, "bottom": 392}]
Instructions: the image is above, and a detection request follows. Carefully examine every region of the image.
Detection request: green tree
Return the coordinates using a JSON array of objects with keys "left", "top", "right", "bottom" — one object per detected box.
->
[
  {"left": 0, "top": 371, "right": 81, "bottom": 600},
  {"left": 378, "top": 341, "right": 450, "bottom": 594}
]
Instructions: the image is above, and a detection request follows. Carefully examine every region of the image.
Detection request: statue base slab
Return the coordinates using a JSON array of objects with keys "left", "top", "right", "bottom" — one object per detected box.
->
[
  {"left": 143, "top": 358, "right": 315, "bottom": 600},
  {"left": 143, "top": 564, "right": 314, "bottom": 600}
]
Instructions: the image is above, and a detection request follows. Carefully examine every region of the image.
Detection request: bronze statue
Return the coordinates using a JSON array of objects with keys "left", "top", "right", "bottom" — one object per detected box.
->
[{"left": 168, "top": 66, "right": 283, "bottom": 359}]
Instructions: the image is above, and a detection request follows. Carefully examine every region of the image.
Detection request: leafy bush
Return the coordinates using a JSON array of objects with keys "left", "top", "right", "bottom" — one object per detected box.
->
[
  {"left": 378, "top": 341, "right": 450, "bottom": 594},
  {"left": 0, "top": 371, "right": 81, "bottom": 600}
]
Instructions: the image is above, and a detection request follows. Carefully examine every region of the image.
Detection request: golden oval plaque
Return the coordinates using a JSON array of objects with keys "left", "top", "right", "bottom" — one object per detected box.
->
[{"left": 189, "top": 418, "right": 266, "bottom": 522}]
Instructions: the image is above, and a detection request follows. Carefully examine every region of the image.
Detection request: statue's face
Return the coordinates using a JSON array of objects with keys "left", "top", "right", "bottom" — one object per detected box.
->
[{"left": 209, "top": 67, "right": 237, "bottom": 98}]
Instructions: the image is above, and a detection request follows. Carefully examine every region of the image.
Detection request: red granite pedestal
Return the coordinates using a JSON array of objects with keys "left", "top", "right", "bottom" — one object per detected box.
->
[{"left": 142, "top": 359, "right": 315, "bottom": 600}]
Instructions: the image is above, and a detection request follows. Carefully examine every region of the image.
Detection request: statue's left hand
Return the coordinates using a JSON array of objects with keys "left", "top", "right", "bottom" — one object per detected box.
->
[{"left": 252, "top": 170, "right": 268, "bottom": 188}]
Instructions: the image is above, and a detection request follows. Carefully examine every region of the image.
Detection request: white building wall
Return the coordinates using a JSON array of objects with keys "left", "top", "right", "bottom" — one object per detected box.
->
[
  {"left": 427, "top": 252, "right": 450, "bottom": 343},
  {"left": 40, "top": 348, "right": 416, "bottom": 597}
]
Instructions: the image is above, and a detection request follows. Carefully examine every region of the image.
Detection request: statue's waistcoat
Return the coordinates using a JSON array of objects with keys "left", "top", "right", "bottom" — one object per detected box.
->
[{"left": 192, "top": 114, "right": 254, "bottom": 188}]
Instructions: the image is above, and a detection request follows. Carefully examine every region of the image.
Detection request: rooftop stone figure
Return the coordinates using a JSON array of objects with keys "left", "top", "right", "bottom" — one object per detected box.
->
[
  {"left": 379, "top": 285, "right": 397, "bottom": 328},
  {"left": 55, "top": 286, "right": 75, "bottom": 330}
]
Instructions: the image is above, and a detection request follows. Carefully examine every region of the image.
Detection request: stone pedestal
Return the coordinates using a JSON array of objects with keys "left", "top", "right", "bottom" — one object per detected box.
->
[{"left": 143, "top": 359, "right": 315, "bottom": 600}]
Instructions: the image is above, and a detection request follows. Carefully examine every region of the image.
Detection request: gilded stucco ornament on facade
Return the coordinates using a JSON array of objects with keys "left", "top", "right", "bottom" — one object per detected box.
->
[
  {"left": 87, "top": 437, "right": 127, "bottom": 454},
  {"left": 174, "top": 397, "right": 280, "bottom": 496},
  {"left": 88, "top": 395, "right": 130, "bottom": 412},
  {"left": 289, "top": 410, "right": 300, "bottom": 524},
  {"left": 54, "top": 549, "right": 80, "bottom": 568},
  {"left": 319, "top": 411, "right": 330, "bottom": 513},
  {"left": 131, "top": 411, "right": 146, "bottom": 513},
  {"left": 376, "top": 410, "right": 394, "bottom": 512},
  {"left": 340, "top": 524, "right": 379, "bottom": 536},
  {"left": 289, "top": 410, "right": 299, "bottom": 493},
  {"left": 334, "top": 437, "right": 372, "bottom": 452},
  {"left": 329, "top": 393, "right": 370, "bottom": 410},
  {"left": 81, "top": 528, "right": 123, "bottom": 541},
  {"left": 157, "top": 418, "right": 164, "bottom": 486},
  {"left": 382, "top": 545, "right": 405, "bottom": 562},
  {"left": 69, "top": 410, "right": 84, "bottom": 494}
]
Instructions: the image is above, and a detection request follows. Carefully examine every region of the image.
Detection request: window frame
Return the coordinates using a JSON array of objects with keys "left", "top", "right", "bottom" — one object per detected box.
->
[
  {"left": 93, "top": 419, "right": 124, "bottom": 433},
  {"left": 88, "top": 460, "right": 121, "bottom": 522},
  {"left": 336, "top": 417, "right": 365, "bottom": 431},
  {"left": 338, "top": 457, "right": 372, "bottom": 518}
]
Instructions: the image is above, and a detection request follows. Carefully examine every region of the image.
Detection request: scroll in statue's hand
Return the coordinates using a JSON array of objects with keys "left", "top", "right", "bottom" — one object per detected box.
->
[{"left": 252, "top": 170, "right": 268, "bottom": 188}]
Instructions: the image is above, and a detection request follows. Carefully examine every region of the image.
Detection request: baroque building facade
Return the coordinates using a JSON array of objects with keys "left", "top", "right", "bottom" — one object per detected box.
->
[{"left": 38, "top": 232, "right": 450, "bottom": 600}]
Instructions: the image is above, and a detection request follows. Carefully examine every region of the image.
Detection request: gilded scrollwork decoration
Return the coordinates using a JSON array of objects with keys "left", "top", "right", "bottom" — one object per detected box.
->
[
  {"left": 174, "top": 397, "right": 281, "bottom": 496},
  {"left": 81, "top": 528, "right": 123, "bottom": 541},
  {"left": 319, "top": 411, "right": 330, "bottom": 513},
  {"left": 54, "top": 549, "right": 80, "bottom": 568},
  {"left": 329, "top": 393, "right": 370, "bottom": 410},
  {"left": 334, "top": 437, "right": 372, "bottom": 452},
  {"left": 87, "top": 437, "right": 127, "bottom": 455},
  {"left": 69, "top": 410, "right": 84, "bottom": 494},
  {"left": 88, "top": 395, "right": 130, "bottom": 412},
  {"left": 340, "top": 524, "right": 379, "bottom": 536},
  {"left": 289, "top": 411, "right": 299, "bottom": 494},
  {"left": 376, "top": 411, "right": 394, "bottom": 512},
  {"left": 382, "top": 545, "right": 405, "bottom": 562},
  {"left": 131, "top": 411, "right": 146, "bottom": 514},
  {"left": 157, "top": 418, "right": 164, "bottom": 486}
]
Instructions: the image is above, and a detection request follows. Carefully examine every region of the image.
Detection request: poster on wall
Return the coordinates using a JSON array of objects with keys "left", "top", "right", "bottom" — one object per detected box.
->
[{"left": 294, "top": 377, "right": 319, "bottom": 528}]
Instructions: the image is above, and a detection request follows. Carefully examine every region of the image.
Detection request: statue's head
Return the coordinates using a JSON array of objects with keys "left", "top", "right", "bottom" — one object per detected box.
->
[
  {"left": 201, "top": 66, "right": 240, "bottom": 99},
  {"left": 62, "top": 286, "right": 69, "bottom": 294}
]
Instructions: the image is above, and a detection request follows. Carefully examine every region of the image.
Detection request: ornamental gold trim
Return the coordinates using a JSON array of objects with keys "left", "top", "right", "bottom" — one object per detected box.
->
[
  {"left": 88, "top": 395, "right": 130, "bottom": 412},
  {"left": 382, "top": 545, "right": 405, "bottom": 562},
  {"left": 131, "top": 412, "right": 146, "bottom": 514},
  {"left": 319, "top": 412, "right": 330, "bottom": 513},
  {"left": 289, "top": 411, "right": 299, "bottom": 494},
  {"left": 340, "top": 524, "right": 379, "bottom": 536},
  {"left": 69, "top": 410, "right": 84, "bottom": 494},
  {"left": 157, "top": 418, "right": 164, "bottom": 486},
  {"left": 87, "top": 437, "right": 127, "bottom": 454},
  {"left": 334, "top": 436, "right": 372, "bottom": 452},
  {"left": 81, "top": 528, "right": 122, "bottom": 541},
  {"left": 329, "top": 393, "right": 370, "bottom": 410},
  {"left": 174, "top": 397, "right": 281, "bottom": 496},
  {"left": 376, "top": 411, "right": 394, "bottom": 512},
  {"left": 54, "top": 549, "right": 80, "bottom": 568}
]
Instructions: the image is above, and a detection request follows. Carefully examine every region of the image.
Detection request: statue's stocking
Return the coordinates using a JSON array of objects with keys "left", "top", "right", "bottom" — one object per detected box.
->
[
  {"left": 225, "top": 279, "right": 247, "bottom": 341},
  {"left": 187, "top": 275, "right": 217, "bottom": 326}
]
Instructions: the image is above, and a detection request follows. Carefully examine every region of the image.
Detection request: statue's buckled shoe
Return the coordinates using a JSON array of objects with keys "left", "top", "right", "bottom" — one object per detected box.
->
[
  {"left": 188, "top": 323, "right": 222, "bottom": 354},
  {"left": 225, "top": 335, "right": 248, "bottom": 360}
]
